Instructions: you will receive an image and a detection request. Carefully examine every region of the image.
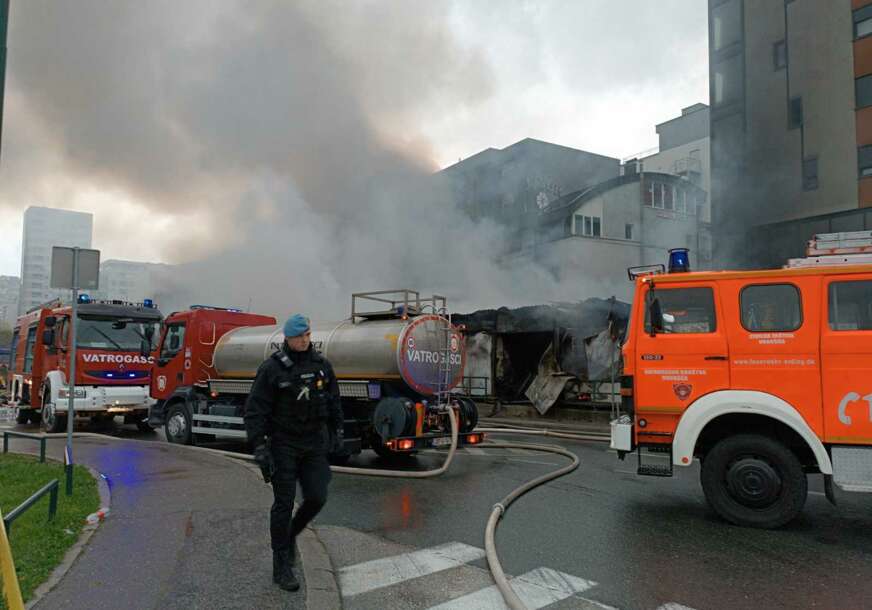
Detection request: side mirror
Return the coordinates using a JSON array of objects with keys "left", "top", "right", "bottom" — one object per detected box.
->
[
  {"left": 140, "top": 339, "right": 151, "bottom": 358},
  {"left": 648, "top": 298, "right": 664, "bottom": 335},
  {"left": 44, "top": 316, "right": 57, "bottom": 329},
  {"left": 169, "top": 335, "right": 180, "bottom": 351},
  {"left": 42, "top": 329, "right": 56, "bottom": 346}
]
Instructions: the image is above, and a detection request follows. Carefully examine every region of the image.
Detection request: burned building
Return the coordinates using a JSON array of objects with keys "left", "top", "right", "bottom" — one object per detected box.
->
[{"left": 454, "top": 297, "right": 630, "bottom": 413}]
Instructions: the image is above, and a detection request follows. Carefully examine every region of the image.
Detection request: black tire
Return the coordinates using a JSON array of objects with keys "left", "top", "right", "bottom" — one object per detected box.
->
[
  {"left": 328, "top": 453, "right": 351, "bottom": 466},
  {"left": 136, "top": 419, "right": 156, "bottom": 433},
  {"left": 164, "top": 401, "right": 193, "bottom": 445},
  {"left": 41, "top": 387, "right": 67, "bottom": 434},
  {"left": 700, "top": 434, "right": 807, "bottom": 529}
]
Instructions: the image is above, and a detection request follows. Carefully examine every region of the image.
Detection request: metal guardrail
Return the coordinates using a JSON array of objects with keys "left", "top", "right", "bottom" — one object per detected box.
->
[
  {"left": 3, "top": 430, "right": 47, "bottom": 462},
  {"left": 2, "top": 479, "right": 59, "bottom": 535}
]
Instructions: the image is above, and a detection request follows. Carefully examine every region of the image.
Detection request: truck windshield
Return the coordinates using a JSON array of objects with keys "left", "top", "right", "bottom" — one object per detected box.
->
[{"left": 76, "top": 318, "right": 160, "bottom": 352}]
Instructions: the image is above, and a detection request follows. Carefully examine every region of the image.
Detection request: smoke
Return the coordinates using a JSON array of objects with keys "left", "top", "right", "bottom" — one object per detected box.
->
[{"left": 3, "top": 1, "right": 625, "bottom": 320}]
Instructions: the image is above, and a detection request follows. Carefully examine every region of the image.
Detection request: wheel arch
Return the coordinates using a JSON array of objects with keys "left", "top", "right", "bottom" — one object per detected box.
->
[
  {"left": 42, "top": 370, "right": 68, "bottom": 408},
  {"left": 673, "top": 390, "right": 832, "bottom": 475}
]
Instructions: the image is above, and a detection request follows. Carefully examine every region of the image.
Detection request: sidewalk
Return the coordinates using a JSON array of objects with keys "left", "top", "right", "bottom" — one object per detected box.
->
[{"left": 3, "top": 433, "right": 307, "bottom": 610}]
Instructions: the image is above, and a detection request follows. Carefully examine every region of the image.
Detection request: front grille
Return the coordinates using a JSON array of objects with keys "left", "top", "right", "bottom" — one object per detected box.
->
[{"left": 209, "top": 379, "right": 253, "bottom": 394}]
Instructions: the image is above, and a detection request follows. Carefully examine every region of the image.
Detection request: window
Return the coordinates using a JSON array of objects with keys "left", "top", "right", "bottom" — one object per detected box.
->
[
  {"left": 160, "top": 323, "right": 186, "bottom": 359},
  {"left": 625, "top": 224, "right": 634, "bottom": 240},
  {"left": 59, "top": 317, "right": 70, "bottom": 347},
  {"left": 860, "top": 145, "right": 872, "bottom": 178},
  {"left": 713, "top": 54, "right": 743, "bottom": 107},
  {"left": 645, "top": 287, "right": 717, "bottom": 334},
  {"left": 574, "top": 215, "right": 601, "bottom": 237},
  {"left": 9, "top": 329, "right": 19, "bottom": 371},
  {"left": 646, "top": 181, "right": 665, "bottom": 209},
  {"left": 664, "top": 185, "right": 674, "bottom": 211},
  {"left": 855, "top": 5, "right": 872, "bottom": 40},
  {"left": 829, "top": 281, "right": 872, "bottom": 330},
  {"left": 788, "top": 97, "right": 803, "bottom": 129},
  {"left": 23, "top": 325, "right": 38, "bottom": 373},
  {"left": 676, "top": 189, "right": 688, "bottom": 214},
  {"left": 857, "top": 75, "right": 872, "bottom": 109},
  {"left": 773, "top": 40, "right": 787, "bottom": 70},
  {"left": 740, "top": 284, "right": 803, "bottom": 332},
  {"left": 802, "top": 157, "right": 818, "bottom": 191},
  {"left": 712, "top": 0, "right": 742, "bottom": 51}
]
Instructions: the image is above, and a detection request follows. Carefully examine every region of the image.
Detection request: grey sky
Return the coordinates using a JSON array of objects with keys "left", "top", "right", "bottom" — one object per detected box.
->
[{"left": 0, "top": 1, "right": 708, "bottom": 296}]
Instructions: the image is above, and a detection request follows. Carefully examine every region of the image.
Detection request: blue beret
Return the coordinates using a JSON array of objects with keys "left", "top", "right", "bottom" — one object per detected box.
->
[{"left": 283, "top": 314, "right": 310, "bottom": 337}]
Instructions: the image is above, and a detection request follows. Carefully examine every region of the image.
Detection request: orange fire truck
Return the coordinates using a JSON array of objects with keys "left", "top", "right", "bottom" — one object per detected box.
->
[
  {"left": 611, "top": 232, "right": 872, "bottom": 528},
  {"left": 7, "top": 296, "right": 162, "bottom": 432}
]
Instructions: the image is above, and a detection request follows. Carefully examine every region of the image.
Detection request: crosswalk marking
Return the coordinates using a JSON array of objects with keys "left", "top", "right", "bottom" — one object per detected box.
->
[
  {"left": 466, "top": 447, "right": 486, "bottom": 455},
  {"left": 337, "top": 540, "right": 700, "bottom": 610},
  {"left": 426, "top": 567, "right": 596, "bottom": 610},
  {"left": 338, "top": 541, "right": 486, "bottom": 597}
]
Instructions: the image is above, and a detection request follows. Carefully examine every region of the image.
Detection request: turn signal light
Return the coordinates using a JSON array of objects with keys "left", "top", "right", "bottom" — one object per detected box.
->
[
  {"left": 210, "top": 391, "right": 219, "bottom": 398},
  {"left": 466, "top": 433, "right": 483, "bottom": 445},
  {"left": 398, "top": 439, "right": 415, "bottom": 451}
]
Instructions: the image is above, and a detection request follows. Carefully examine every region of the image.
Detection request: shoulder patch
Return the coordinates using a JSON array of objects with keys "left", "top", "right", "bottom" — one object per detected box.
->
[{"left": 271, "top": 350, "right": 294, "bottom": 370}]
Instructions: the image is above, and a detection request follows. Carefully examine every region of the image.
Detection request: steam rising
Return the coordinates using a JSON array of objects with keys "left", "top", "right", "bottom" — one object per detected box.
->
[{"left": 2, "top": 1, "right": 634, "bottom": 318}]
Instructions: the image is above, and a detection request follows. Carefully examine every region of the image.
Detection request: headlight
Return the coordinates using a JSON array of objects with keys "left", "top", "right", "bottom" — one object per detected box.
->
[{"left": 58, "top": 388, "right": 86, "bottom": 399}]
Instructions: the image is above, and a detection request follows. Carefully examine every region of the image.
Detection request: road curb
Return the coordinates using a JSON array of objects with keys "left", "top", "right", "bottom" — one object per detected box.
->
[
  {"left": 25, "top": 463, "right": 110, "bottom": 609},
  {"left": 300, "top": 526, "right": 341, "bottom": 610}
]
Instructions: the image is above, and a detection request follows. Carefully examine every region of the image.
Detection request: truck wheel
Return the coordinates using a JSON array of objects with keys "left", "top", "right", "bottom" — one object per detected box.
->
[
  {"left": 164, "top": 402, "right": 192, "bottom": 445},
  {"left": 700, "top": 434, "right": 807, "bottom": 529},
  {"left": 136, "top": 419, "right": 156, "bottom": 433},
  {"left": 41, "top": 388, "right": 67, "bottom": 434}
]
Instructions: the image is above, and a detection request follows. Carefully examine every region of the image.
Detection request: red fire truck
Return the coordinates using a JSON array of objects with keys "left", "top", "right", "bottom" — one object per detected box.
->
[
  {"left": 611, "top": 233, "right": 872, "bottom": 528},
  {"left": 7, "top": 296, "right": 163, "bottom": 432},
  {"left": 147, "top": 291, "right": 482, "bottom": 459}
]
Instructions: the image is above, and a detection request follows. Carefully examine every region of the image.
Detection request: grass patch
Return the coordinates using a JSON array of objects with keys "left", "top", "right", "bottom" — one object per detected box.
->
[{"left": 0, "top": 454, "right": 100, "bottom": 607}]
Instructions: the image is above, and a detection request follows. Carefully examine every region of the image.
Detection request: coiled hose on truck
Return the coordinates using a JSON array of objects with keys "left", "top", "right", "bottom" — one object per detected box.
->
[{"left": 47, "top": 413, "right": 595, "bottom": 610}]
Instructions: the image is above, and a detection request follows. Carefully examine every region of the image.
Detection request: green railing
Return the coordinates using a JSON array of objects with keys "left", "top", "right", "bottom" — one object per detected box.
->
[
  {"left": 2, "top": 431, "right": 47, "bottom": 463},
  {"left": 2, "top": 479, "right": 59, "bottom": 535}
]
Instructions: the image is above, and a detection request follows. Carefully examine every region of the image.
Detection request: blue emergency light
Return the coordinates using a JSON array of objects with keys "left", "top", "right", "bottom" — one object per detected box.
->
[
  {"left": 143, "top": 298, "right": 154, "bottom": 308},
  {"left": 668, "top": 248, "right": 690, "bottom": 273},
  {"left": 78, "top": 294, "right": 91, "bottom": 304}
]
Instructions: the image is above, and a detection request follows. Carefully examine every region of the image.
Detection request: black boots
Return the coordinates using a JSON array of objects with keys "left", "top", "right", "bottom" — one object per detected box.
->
[{"left": 272, "top": 549, "right": 300, "bottom": 591}]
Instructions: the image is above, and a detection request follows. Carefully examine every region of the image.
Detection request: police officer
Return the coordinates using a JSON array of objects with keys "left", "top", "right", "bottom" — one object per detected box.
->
[{"left": 244, "top": 314, "right": 344, "bottom": 592}]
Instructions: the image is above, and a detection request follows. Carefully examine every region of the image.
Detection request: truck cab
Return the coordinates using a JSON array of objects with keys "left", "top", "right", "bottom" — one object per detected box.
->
[
  {"left": 7, "top": 296, "right": 163, "bottom": 432},
  {"left": 612, "top": 236, "right": 872, "bottom": 528},
  {"left": 147, "top": 305, "right": 276, "bottom": 436}
]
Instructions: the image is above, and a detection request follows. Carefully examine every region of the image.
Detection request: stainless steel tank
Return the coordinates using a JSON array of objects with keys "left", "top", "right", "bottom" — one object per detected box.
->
[{"left": 212, "top": 315, "right": 465, "bottom": 396}]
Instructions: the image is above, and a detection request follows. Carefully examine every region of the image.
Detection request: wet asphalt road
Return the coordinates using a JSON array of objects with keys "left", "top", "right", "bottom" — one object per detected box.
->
[
  {"left": 6, "top": 418, "right": 872, "bottom": 609},
  {"left": 313, "top": 437, "right": 872, "bottom": 610}
]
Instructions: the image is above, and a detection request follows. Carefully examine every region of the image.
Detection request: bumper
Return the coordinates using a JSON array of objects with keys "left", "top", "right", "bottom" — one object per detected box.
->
[
  {"left": 54, "top": 385, "right": 153, "bottom": 414},
  {"left": 387, "top": 431, "right": 485, "bottom": 452},
  {"left": 148, "top": 399, "right": 167, "bottom": 427},
  {"left": 610, "top": 415, "right": 633, "bottom": 452}
]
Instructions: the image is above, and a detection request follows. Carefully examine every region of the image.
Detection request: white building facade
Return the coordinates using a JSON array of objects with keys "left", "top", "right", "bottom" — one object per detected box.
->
[
  {"left": 0, "top": 276, "right": 20, "bottom": 327},
  {"left": 19, "top": 207, "right": 93, "bottom": 314},
  {"left": 525, "top": 172, "right": 711, "bottom": 302},
  {"left": 95, "top": 259, "right": 172, "bottom": 304},
  {"left": 640, "top": 104, "right": 711, "bottom": 223}
]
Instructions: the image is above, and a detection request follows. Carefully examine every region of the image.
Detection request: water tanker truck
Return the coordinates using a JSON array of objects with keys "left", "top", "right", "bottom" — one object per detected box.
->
[{"left": 147, "top": 290, "right": 482, "bottom": 460}]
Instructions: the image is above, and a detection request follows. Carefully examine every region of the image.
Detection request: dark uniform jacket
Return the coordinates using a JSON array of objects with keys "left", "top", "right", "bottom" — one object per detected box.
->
[{"left": 244, "top": 343, "right": 343, "bottom": 451}]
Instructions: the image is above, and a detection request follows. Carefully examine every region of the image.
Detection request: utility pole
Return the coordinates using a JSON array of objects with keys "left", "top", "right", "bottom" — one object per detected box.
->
[{"left": 0, "top": 0, "right": 9, "bottom": 162}]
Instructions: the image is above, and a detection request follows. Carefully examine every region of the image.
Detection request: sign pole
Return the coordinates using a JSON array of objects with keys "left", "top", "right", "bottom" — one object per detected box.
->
[{"left": 65, "top": 248, "right": 79, "bottom": 496}]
